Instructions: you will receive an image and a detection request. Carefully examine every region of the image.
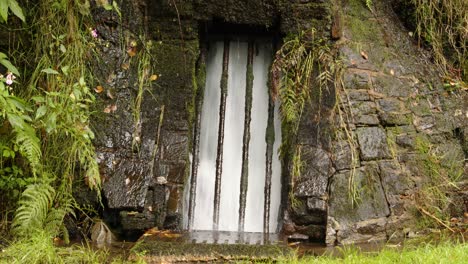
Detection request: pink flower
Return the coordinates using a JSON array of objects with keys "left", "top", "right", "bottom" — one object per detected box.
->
[
  {"left": 91, "top": 29, "right": 98, "bottom": 38},
  {"left": 5, "top": 72, "right": 15, "bottom": 85}
]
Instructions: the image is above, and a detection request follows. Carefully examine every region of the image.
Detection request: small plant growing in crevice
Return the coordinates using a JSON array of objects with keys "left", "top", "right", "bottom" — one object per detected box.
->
[
  {"left": 289, "top": 145, "right": 304, "bottom": 210},
  {"left": 411, "top": 0, "right": 467, "bottom": 85},
  {"left": 272, "top": 28, "right": 339, "bottom": 208},
  {"left": 413, "top": 135, "right": 464, "bottom": 230}
]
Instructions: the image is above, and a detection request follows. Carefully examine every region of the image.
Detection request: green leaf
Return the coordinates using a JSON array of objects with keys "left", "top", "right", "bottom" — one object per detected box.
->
[
  {"left": 7, "top": 113, "right": 25, "bottom": 129},
  {"left": 7, "top": 96, "right": 31, "bottom": 112},
  {"left": 0, "top": 58, "right": 20, "bottom": 76},
  {"left": 0, "top": 0, "right": 8, "bottom": 22},
  {"left": 61, "top": 65, "right": 69, "bottom": 75},
  {"left": 31, "top": 96, "right": 45, "bottom": 103},
  {"left": 112, "top": 1, "right": 121, "bottom": 17},
  {"left": 8, "top": 0, "right": 25, "bottom": 22},
  {"left": 41, "top": 68, "right": 59, "bottom": 75},
  {"left": 45, "top": 112, "right": 56, "bottom": 133},
  {"left": 35, "top": 105, "right": 47, "bottom": 120},
  {"left": 103, "top": 3, "right": 112, "bottom": 10}
]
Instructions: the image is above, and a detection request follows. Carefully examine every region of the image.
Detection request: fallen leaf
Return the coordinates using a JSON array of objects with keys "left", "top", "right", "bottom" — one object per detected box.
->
[
  {"left": 149, "top": 74, "right": 158, "bottom": 81},
  {"left": 360, "top": 50, "right": 368, "bottom": 60},
  {"left": 107, "top": 73, "right": 116, "bottom": 84},
  {"left": 103, "top": 104, "right": 117, "bottom": 113},
  {"left": 106, "top": 90, "right": 114, "bottom": 99},
  {"left": 127, "top": 47, "right": 137, "bottom": 57},
  {"left": 95, "top": 85, "right": 104, "bottom": 93}
]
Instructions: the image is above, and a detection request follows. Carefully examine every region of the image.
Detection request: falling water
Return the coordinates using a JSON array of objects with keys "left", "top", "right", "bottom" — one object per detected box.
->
[{"left": 190, "top": 38, "right": 281, "bottom": 233}]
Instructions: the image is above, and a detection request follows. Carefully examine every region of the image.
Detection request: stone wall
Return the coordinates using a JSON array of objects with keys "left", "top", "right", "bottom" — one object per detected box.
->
[
  {"left": 90, "top": 0, "right": 466, "bottom": 243},
  {"left": 325, "top": 0, "right": 466, "bottom": 245}
]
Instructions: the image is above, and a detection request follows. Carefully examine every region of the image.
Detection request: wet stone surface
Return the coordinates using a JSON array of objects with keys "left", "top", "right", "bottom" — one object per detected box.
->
[{"left": 356, "top": 127, "right": 391, "bottom": 161}]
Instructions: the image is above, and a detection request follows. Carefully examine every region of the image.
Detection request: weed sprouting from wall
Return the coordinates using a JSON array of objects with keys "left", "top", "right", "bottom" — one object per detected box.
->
[
  {"left": 411, "top": 0, "right": 467, "bottom": 85},
  {"left": 272, "top": 27, "right": 341, "bottom": 210},
  {"left": 132, "top": 39, "right": 158, "bottom": 152},
  {"left": 413, "top": 135, "right": 464, "bottom": 231},
  {"left": 334, "top": 73, "right": 361, "bottom": 207}
]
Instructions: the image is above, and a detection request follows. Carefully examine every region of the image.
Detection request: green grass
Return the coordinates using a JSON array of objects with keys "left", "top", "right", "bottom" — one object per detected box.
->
[
  {"left": 0, "top": 234, "right": 466, "bottom": 264},
  {"left": 276, "top": 241, "right": 467, "bottom": 264}
]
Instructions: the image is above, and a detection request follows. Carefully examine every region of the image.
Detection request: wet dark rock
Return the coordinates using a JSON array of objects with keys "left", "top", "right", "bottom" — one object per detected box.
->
[
  {"left": 291, "top": 200, "right": 326, "bottom": 225},
  {"left": 332, "top": 140, "right": 356, "bottom": 171},
  {"left": 328, "top": 163, "right": 390, "bottom": 224},
  {"left": 164, "top": 213, "right": 182, "bottom": 230},
  {"left": 119, "top": 211, "right": 155, "bottom": 231},
  {"left": 103, "top": 159, "right": 151, "bottom": 208},
  {"left": 356, "top": 127, "right": 391, "bottom": 160},
  {"left": 296, "top": 224, "right": 326, "bottom": 241},
  {"left": 160, "top": 131, "right": 189, "bottom": 162}
]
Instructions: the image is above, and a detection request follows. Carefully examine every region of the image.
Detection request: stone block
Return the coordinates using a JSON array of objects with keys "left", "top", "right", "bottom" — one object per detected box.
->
[
  {"left": 307, "top": 197, "right": 327, "bottom": 212},
  {"left": 103, "top": 159, "right": 150, "bottom": 208},
  {"left": 342, "top": 89, "right": 371, "bottom": 101},
  {"left": 160, "top": 131, "right": 188, "bottom": 162},
  {"left": 378, "top": 160, "right": 412, "bottom": 195},
  {"left": 340, "top": 46, "right": 379, "bottom": 71},
  {"left": 372, "top": 75, "right": 411, "bottom": 98},
  {"left": 332, "top": 140, "right": 357, "bottom": 171},
  {"left": 291, "top": 200, "right": 327, "bottom": 225},
  {"left": 355, "top": 114, "right": 380, "bottom": 125},
  {"left": 166, "top": 162, "right": 187, "bottom": 184},
  {"left": 296, "top": 224, "right": 326, "bottom": 241},
  {"left": 356, "top": 127, "right": 391, "bottom": 160},
  {"left": 343, "top": 71, "right": 370, "bottom": 90},
  {"left": 295, "top": 175, "right": 328, "bottom": 198},
  {"left": 379, "top": 112, "right": 412, "bottom": 126},
  {"left": 328, "top": 163, "right": 390, "bottom": 224},
  {"left": 120, "top": 210, "right": 155, "bottom": 231},
  {"left": 351, "top": 101, "right": 377, "bottom": 116}
]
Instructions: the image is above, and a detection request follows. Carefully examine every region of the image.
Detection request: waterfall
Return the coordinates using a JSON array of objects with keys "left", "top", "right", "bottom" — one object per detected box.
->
[{"left": 189, "top": 37, "right": 281, "bottom": 234}]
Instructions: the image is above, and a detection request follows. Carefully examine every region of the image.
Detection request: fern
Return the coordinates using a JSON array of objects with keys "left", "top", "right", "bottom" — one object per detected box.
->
[
  {"left": 12, "top": 184, "right": 54, "bottom": 236},
  {"left": 272, "top": 28, "right": 336, "bottom": 132},
  {"left": 13, "top": 124, "right": 42, "bottom": 176},
  {"left": 12, "top": 183, "right": 73, "bottom": 238}
]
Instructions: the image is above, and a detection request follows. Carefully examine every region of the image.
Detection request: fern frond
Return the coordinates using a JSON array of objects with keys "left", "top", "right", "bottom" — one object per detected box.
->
[
  {"left": 14, "top": 124, "right": 42, "bottom": 175},
  {"left": 12, "top": 183, "right": 55, "bottom": 237}
]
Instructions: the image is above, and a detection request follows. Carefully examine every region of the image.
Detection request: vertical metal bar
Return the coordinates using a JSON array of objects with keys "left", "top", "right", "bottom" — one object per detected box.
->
[
  {"left": 238, "top": 41, "right": 254, "bottom": 232},
  {"left": 188, "top": 46, "right": 206, "bottom": 230},
  {"left": 213, "top": 40, "right": 230, "bottom": 230},
  {"left": 264, "top": 98, "right": 275, "bottom": 234}
]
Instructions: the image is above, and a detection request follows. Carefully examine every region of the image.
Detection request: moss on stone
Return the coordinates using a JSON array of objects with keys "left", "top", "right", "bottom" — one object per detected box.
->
[{"left": 132, "top": 237, "right": 292, "bottom": 262}]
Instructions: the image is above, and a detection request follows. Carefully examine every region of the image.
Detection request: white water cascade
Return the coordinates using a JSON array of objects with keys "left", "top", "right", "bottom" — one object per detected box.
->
[{"left": 189, "top": 38, "right": 282, "bottom": 234}]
